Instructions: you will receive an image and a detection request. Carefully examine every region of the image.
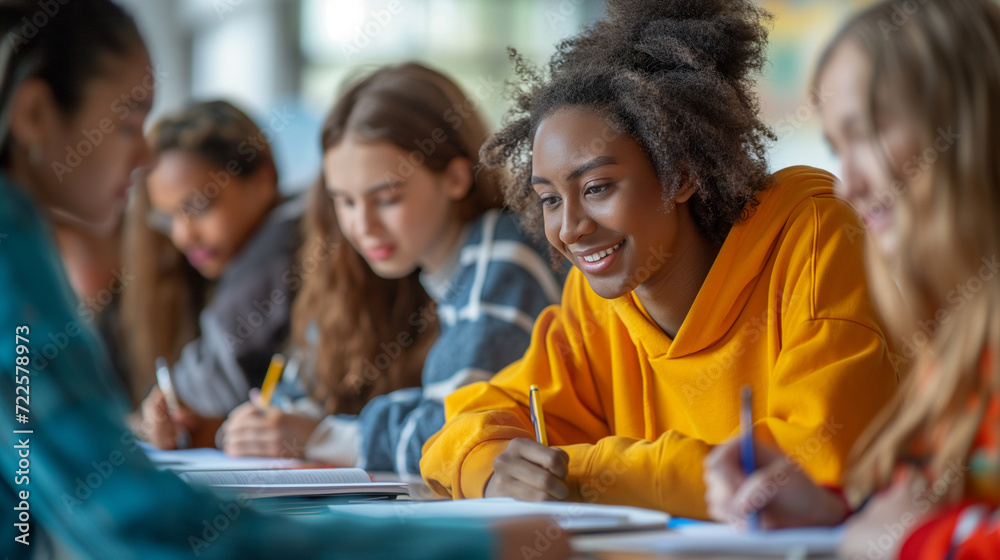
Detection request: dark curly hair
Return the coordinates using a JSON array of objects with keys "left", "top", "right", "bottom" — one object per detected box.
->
[{"left": 483, "top": 0, "right": 776, "bottom": 245}]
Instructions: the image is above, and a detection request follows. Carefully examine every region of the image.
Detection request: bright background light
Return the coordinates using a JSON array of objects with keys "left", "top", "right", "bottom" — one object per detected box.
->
[{"left": 120, "top": 0, "right": 887, "bottom": 193}]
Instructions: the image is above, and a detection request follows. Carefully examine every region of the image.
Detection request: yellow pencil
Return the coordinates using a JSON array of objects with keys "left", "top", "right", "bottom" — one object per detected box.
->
[
  {"left": 529, "top": 384, "right": 548, "bottom": 446},
  {"left": 257, "top": 353, "right": 287, "bottom": 408}
]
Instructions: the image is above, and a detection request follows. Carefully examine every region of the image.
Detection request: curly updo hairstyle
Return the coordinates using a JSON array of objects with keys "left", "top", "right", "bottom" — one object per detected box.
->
[{"left": 483, "top": 0, "right": 776, "bottom": 245}]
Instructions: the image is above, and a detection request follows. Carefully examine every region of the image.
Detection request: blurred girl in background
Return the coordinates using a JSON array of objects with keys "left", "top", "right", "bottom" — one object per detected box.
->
[
  {"left": 126, "top": 100, "right": 304, "bottom": 448},
  {"left": 705, "top": 1, "right": 1000, "bottom": 557}
]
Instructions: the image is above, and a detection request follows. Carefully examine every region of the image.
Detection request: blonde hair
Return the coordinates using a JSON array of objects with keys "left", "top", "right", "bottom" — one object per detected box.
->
[{"left": 813, "top": 0, "right": 1000, "bottom": 504}]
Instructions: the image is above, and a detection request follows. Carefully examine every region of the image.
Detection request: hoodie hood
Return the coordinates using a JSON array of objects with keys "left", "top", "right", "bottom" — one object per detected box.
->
[{"left": 614, "top": 165, "right": 838, "bottom": 360}]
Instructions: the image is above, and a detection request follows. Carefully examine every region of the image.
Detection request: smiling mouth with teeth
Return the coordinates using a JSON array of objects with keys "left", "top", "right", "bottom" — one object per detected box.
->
[{"left": 583, "top": 241, "right": 624, "bottom": 263}]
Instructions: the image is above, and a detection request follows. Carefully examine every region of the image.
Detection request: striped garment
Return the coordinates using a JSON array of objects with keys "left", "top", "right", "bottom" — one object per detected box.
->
[{"left": 300, "top": 209, "right": 566, "bottom": 476}]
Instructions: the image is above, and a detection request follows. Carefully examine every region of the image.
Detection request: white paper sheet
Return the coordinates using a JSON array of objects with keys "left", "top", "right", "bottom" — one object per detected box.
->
[
  {"left": 327, "top": 497, "right": 671, "bottom": 534},
  {"left": 141, "top": 442, "right": 305, "bottom": 471}
]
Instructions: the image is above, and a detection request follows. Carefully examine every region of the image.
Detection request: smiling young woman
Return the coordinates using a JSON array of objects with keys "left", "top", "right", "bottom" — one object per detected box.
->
[
  {"left": 704, "top": 1, "right": 1000, "bottom": 558},
  {"left": 419, "top": 0, "right": 900, "bottom": 519}
]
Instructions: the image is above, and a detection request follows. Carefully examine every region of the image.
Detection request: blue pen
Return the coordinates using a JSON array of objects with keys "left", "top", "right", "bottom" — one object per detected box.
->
[{"left": 740, "top": 385, "right": 759, "bottom": 530}]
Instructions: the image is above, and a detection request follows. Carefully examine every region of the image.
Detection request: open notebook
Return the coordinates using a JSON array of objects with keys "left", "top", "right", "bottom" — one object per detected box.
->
[
  {"left": 179, "top": 468, "right": 410, "bottom": 499},
  {"left": 141, "top": 443, "right": 307, "bottom": 472},
  {"left": 327, "top": 497, "right": 671, "bottom": 534}
]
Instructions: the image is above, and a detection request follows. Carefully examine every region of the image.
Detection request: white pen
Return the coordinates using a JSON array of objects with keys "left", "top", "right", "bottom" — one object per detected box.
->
[{"left": 155, "top": 357, "right": 191, "bottom": 449}]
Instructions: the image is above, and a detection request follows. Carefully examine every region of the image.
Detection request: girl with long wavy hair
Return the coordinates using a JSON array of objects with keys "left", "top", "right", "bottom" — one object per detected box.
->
[
  {"left": 705, "top": 1, "right": 1000, "bottom": 557},
  {"left": 220, "top": 63, "right": 565, "bottom": 477}
]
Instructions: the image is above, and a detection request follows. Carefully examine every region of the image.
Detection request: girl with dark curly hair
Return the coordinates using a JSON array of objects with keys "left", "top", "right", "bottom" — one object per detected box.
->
[{"left": 421, "top": 0, "right": 899, "bottom": 518}]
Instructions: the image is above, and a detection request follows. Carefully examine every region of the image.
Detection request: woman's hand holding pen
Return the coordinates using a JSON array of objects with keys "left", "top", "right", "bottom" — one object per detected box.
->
[
  {"left": 703, "top": 438, "right": 847, "bottom": 529},
  {"left": 220, "top": 400, "right": 321, "bottom": 458},
  {"left": 485, "top": 438, "right": 570, "bottom": 501},
  {"left": 139, "top": 386, "right": 203, "bottom": 449},
  {"left": 838, "top": 470, "right": 934, "bottom": 559}
]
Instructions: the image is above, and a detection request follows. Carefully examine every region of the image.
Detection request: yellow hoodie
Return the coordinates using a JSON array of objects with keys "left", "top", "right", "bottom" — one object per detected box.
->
[{"left": 420, "top": 166, "right": 899, "bottom": 519}]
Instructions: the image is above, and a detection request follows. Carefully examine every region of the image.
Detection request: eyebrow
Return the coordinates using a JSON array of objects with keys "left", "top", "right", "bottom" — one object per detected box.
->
[
  {"left": 179, "top": 190, "right": 211, "bottom": 211},
  {"left": 179, "top": 189, "right": 201, "bottom": 208},
  {"left": 327, "top": 181, "right": 402, "bottom": 197},
  {"left": 823, "top": 114, "right": 862, "bottom": 153},
  {"left": 531, "top": 155, "right": 619, "bottom": 186}
]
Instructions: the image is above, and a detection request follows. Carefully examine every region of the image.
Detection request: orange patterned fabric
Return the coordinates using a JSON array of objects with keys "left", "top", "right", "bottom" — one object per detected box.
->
[
  {"left": 899, "top": 349, "right": 1000, "bottom": 560},
  {"left": 900, "top": 503, "right": 1000, "bottom": 560}
]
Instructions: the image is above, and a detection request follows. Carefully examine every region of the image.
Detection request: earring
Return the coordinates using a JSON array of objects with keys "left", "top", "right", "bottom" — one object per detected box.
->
[{"left": 29, "top": 143, "right": 43, "bottom": 165}]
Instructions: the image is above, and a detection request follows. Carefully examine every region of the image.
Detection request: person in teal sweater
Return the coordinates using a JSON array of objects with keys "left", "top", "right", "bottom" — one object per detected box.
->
[{"left": 0, "top": 1, "right": 568, "bottom": 559}]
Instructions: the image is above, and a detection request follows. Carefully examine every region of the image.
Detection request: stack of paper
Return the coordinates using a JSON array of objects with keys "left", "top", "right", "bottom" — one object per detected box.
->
[
  {"left": 179, "top": 468, "right": 410, "bottom": 499},
  {"left": 141, "top": 443, "right": 409, "bottom": 499}
]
